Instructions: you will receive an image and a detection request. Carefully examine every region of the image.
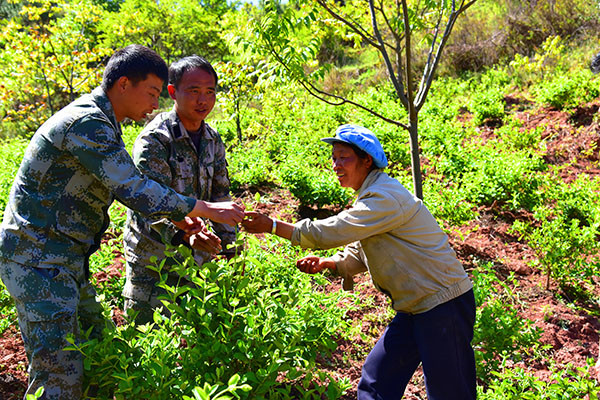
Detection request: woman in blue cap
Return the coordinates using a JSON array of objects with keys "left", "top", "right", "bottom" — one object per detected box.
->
[{"left": 242, "top": 124, "right": 476, "bottom": 400}]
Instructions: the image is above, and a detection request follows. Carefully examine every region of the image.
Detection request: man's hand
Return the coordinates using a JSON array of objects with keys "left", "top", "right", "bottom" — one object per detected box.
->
[
  {"left": 241, "top": 211, "right": 272, "bottom": 233},
  {"left": 173, "top": 216, "right": 207, "bottom": 235},
  {"left": 172, "top": 216, "right": 222, "bottom": 253},
  {"left": 296, "top": 256, "right": 336, "bottom": 274},
  {"left": 190, "top": 200, "right": 245, "bottom": 226},
  {"left": 185, "top": 229, "right": 222, "bottom": 254}
]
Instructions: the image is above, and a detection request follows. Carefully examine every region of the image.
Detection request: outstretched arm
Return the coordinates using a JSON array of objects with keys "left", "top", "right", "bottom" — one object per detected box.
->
[
  {"left": 186, "top": 200, "right": 245, "bottom": 226},
  {"left": 296, "top": 256, "right": 336, "bottom": 274},
  {"left": 242, "top": 211, "right": 294, "bottom": 240}
]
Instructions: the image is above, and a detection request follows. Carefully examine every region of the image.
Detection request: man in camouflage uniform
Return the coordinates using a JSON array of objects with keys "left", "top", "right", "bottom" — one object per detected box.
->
[
  {"left": 0, "top": 45, "right": 244, "bottom": 400},
  {"left": 123, "top": 55, "right": 236, "bottom": 323}
]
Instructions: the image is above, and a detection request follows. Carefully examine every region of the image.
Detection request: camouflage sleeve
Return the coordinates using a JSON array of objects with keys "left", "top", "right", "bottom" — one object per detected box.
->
[
  {"left": 63, "top": 118, "right": 195, "bottom": 221},
  {"left": 209, "top": 133, "right": 237, "bottom": 247},
  {"left": 132, "top": 128, "right": 182, "bottom": 246}
]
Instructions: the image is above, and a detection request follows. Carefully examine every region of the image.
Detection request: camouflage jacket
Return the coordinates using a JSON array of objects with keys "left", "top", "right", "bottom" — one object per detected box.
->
[
  {"left": 0, "top": 88, "right": 196, "bottom": 278},
  {"left": 123, "top": 108, "right": 235, "bottom": 270}
]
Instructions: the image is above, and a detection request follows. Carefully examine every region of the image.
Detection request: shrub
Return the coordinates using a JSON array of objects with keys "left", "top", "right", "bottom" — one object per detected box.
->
[
  {"left": 467, "top": 68, "right": 511, "bottom": 126},
  {"left": 472, "top": 263, "right": 543, "bottom": 385},
  {"left": 478, "top": 361, "right": 599, "bottom": 399},
  {"left": 279, "top": 156, "right": 352, "bottom": 208},
  {"left": 469, "top": 87, "right": 506, "bottom": 126},
  {"left": 227, "top": 146, "right": 276, "bottom": 191},
  {"left": 458, "top": 142, "right": 546, "bottom": 211},
  {"left": 443, "top": 0, "right": 600, "bottom": 74},
  {"left": 0, "top": 280, "right": 17, "bottom": 334},
  {"left": 0, "top": 138, "right": 28, "bottom": 221},
  {"left": 73, "top": 236, "right": 351, "bottom": 399},
  {"left": 534, "top": 69, "right": 600, "bottom": 110},
  {"left": 496, "top": 117, "right": 543, "bottom": 151},
  {"left": 510, "top": 175, "right": 600, "bottom": 295}
]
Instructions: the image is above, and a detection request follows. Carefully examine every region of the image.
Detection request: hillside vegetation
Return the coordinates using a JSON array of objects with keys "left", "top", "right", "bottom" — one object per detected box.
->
[{"left": 1, "top": 0, "right": 600, "bottom": 399}]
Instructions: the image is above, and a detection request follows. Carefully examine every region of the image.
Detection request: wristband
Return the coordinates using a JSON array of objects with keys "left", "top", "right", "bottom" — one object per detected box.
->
[{"left": 271, "top": 218, "right": 277, "bottom": 235}]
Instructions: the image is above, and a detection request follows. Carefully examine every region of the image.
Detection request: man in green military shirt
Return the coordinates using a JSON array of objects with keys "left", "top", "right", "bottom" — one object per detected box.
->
[
  {"left": 123, "top": 55, "right": 237, "bottom": 323},
  {"left": 0, "top": 45, "right": 244, "bottom": 400}
]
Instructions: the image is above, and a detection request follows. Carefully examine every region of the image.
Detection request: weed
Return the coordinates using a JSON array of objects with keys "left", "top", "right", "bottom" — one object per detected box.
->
[
  {"left": 472, "top": 263, "right": 544, "bottom": 385},
  {"left": 478, "top": 359, "right": 600, "bottom": 399}
]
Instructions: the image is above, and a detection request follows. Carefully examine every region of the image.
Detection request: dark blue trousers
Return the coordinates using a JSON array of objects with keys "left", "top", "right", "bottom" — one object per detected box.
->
[{"left": 357, "top": 290, "right": 477, "bottom": 400}]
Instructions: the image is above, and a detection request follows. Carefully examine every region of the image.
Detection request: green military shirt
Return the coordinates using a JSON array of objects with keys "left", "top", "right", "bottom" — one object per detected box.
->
[
  {"left": 123, "top": 109, "right": 235, "bottom": 285},
  {"left": 0, "top": 88, "right": 196, "bottom": 278}
]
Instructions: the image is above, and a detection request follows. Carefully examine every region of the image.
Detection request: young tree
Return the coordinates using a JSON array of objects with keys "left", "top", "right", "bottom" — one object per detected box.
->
[
  {"left": 0, "top": 0, "right": 109, "bottom": 137},
  {"left": 249, "top": 0, "right": 477, "bottom": 199},
  {"left": 99, "top": 0, "right": 234, "bottom": 64},
  {"left": 215, "top": 61, "right": 264, "bottom": 142}
]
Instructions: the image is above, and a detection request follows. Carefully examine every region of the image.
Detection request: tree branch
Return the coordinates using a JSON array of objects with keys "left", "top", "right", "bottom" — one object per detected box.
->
[
  {"left": 315, "top": 0, "right": 382, "bottom": 50},
  {"left": 373, "top": 0, "right": 404, "bottom": 51},
  {"left": 297, "top": 77, "right": 409, "bottom": 128},
  {"left": 415, "top": 0, "right": 478, "bottom": 110},
  {"left": 415, "top": 2, "right": 445, "bottom": 109},
  {"left": 368, "top": 0, "right": 409, "bottom": 108},
  {"left": 401, "top": 0, "right": 414, "bottom": 106},
  {"left": 264, "top": 36, "right": 408, "bottom": 129}
]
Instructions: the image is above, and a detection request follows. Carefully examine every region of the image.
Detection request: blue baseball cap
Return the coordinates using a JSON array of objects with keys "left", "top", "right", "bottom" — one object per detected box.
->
[{"left": 321, "top": 124, "right": 388, "bottom": 168}]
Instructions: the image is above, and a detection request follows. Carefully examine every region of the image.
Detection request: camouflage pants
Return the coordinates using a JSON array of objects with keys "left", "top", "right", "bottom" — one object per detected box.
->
[
  {"left": 0, "top": 260, "right": 105, "bottom": 400},
  {"left": 123, "top": 260, "right": 197, "bottom": 325}
]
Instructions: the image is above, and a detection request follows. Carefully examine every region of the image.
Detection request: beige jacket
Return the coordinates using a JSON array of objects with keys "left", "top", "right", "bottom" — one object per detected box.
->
[{"left": 291, "top": 170, "right": 472, "bottom": 314}]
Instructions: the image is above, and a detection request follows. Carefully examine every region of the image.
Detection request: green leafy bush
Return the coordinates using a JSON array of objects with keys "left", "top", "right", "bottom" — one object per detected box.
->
[
  {"left": 496, "top": 117, "right": 543, "bottom": 151},
  {"left": 279, "top": 155, "right": 352, "bottom": 208},
  {"left": 465, "top": 68, "right": 511, "bottom": 126},
  {"left": 89, "top": 235, "right": 125, "bottom": 309},
  {"left": 227, "top": 146, "right": 276, "bottom": 191},
  {"left": 424, "top": 180, "right": 477, "bottom": 226},
  {"left": 0, "top": 138, "right": 28, "bottom": 221},
  {"left": 0, "top": 279, "right": 17, "bottom": 334},
  {"left": 534, "top": 69, "right": 600, "bottom": 110},
  {"left": 459, "top": 143, "right": 546, "bottom": 210},
  {"left": 478, "top": 361, "right": 599, "bottom": 399},
  {"left": 73, "top": 236, "right": 350, "bottom": 399},
  {"left": 510, "top": 175, "right": 600, "bottom": 295},
  {"left": 472, "top": 263, "right": 543, "bottom": 385},
  {"left": 469, "top": 87, "right": 505, "bottom": 126}
]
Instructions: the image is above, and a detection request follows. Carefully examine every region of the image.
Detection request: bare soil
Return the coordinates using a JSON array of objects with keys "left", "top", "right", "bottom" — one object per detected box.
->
[{"left": 1, "top": 99, "right": 599, "bottom": 399}]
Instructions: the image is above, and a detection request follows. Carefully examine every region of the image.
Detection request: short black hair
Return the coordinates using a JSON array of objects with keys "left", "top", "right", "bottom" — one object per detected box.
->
[
  {"left": 591, "top": 51, "right": 600, "bottom": 74},
  {"left": 169, "top": 55, "right": 218, "bottom": 88},
  {"left": 101, "top": 45, "right": 168, "bottom": 91}
]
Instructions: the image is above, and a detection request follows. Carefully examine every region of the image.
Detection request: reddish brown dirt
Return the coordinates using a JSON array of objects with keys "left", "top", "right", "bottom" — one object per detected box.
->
[
  {"left": 1, "top": 100, "right": 600, "bottom": 399},
  {"left": 0, "top": 326, "right": 27, "bottom": 400}
]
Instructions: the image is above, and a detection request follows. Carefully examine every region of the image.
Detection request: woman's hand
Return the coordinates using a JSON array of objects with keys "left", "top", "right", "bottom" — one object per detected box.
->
[
  {"left": 241, "top": 211, "right": 272, "bottom": 233},
  {"left": 296, "top": 256, "right": 336, "bottom": 274}
]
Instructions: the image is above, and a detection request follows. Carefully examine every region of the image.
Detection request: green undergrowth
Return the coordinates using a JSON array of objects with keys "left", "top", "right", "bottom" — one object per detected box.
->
[
  {"left": 0, "top": 279, "right": 17, "bottom": 334},
  {"left": 472, "top": 263, "right": 545, "bottom": 385},
  {"left": 71, "top": 234, "right": 352, "bottom": 399},
  {"left": 478, "top": 360, "right": 599, "bottom": 399}
]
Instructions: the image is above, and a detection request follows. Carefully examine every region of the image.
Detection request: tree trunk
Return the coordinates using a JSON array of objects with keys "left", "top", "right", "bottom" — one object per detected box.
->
[
  {"left": 235, "top": 98, "right": 242, "bottom": 142},
  {"left": 408, "top": 115, "right": 422, "bottom": 200}
]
